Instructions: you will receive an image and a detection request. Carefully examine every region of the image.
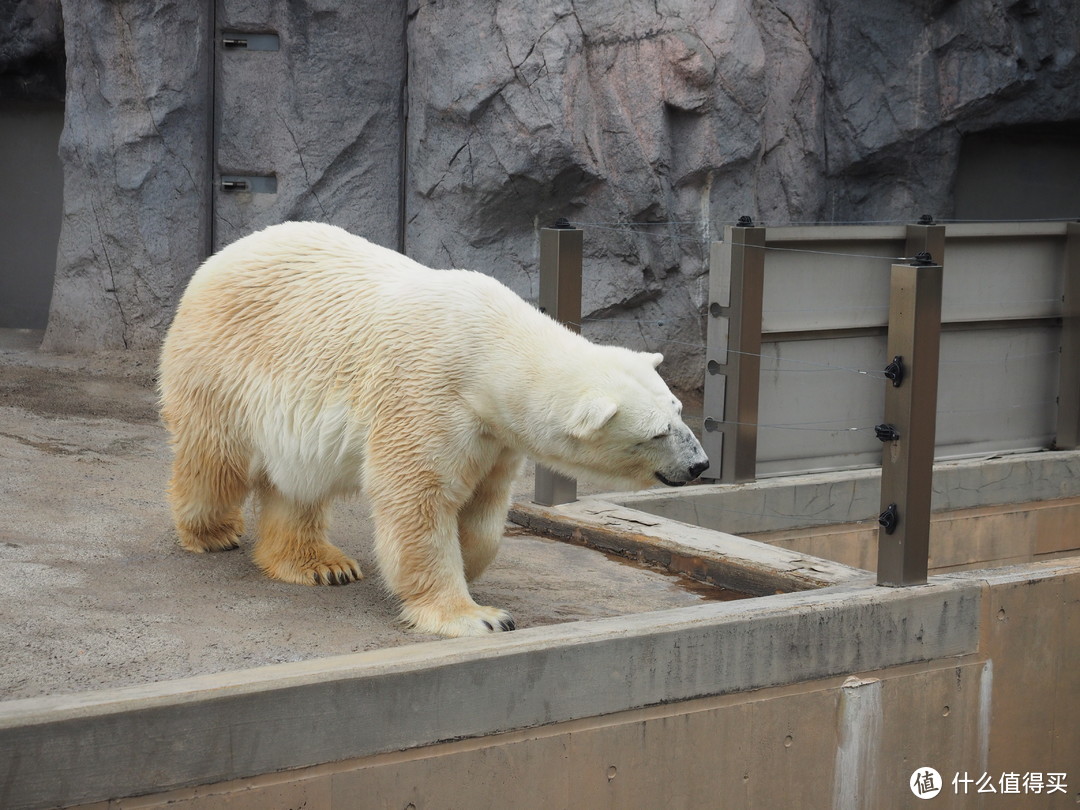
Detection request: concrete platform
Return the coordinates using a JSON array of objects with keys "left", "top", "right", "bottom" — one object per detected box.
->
[{"left": 0, "top": 332, "right": 731, "bottom": 700}]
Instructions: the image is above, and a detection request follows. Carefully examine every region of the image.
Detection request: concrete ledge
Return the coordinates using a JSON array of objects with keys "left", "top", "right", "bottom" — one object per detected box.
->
[
  {"left": 611, "top": 450, "right": 1080, "bottom": 535},
  {"left": 0, "top": 578, "right": 979, "bottom": 810}
]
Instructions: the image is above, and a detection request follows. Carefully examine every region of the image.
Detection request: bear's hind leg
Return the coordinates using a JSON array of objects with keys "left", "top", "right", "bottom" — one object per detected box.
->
[
  {"left": 459, "top": 449, "right": 523, "bottom": 582},
  {"left": 252, "top": 485, "right": 362, "bottom": 586},
  {"left": 168, "top": 437, "right": 248, "bottom": 553}
]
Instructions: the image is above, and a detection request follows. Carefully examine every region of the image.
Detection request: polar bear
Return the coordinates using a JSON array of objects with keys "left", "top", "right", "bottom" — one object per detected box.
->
[{"left": 159, "top": 222, "right": 709, "bottom": 637}]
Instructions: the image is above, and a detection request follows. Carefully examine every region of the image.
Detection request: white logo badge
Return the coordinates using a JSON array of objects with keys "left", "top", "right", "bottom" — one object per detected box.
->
[{"left": 910, "top": 767, "right": 943, "bottom": 799}]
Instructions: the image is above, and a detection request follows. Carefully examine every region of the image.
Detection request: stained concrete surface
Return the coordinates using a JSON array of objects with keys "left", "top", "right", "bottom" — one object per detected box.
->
[{"left": 0, "top": 330, "right": 714, "bottom": 700}]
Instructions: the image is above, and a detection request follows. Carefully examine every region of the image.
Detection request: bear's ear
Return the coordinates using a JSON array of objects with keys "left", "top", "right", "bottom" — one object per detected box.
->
[
  {"left": 568, "top": 397, "right": 618, "bottom": 440},
  {"left": 646, "top": 352, "right": 664, "bottom": 369}
]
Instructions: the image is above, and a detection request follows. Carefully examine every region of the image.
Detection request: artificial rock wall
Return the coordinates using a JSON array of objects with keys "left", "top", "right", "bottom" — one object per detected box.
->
[
  {"left": 17, "top": 0, "right": 1080, "bottom": 390},
  {"left": 404, "top": 0, "right": 1080, "bottom": 389},
  {"left": 36, "top": 0, "right": 404, "bottom": 351},
  {"left": 46, "top": 1, "right": 212, "bottom": 350}
]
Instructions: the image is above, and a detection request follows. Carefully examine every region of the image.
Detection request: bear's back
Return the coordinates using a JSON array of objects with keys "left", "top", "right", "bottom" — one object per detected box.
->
[
  {"left": 186, "top": 221, "right": 425, "bottom": 298},
  {"left": 162, "top": 222, "right": 544, "bottom": 402}
]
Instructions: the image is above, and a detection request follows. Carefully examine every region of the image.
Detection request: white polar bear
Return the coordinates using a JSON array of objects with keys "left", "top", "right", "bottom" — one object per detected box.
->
[{"left": 159, "top": 222, "right": 709, "bottom": 637}]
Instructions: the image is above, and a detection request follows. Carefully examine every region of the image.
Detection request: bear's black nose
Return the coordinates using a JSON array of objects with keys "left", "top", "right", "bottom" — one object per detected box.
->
[{"left": 688, "top": 459, "right": 709, "bottom": 480}]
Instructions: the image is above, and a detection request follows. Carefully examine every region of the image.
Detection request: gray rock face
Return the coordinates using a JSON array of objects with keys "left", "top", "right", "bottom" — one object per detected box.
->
[
  {"left": 404, "top": 0, "right": 1080, "bottom": 390},
  {"left": 42, "top": 0, "right": 212, "bottom": 351},
  {"left": 43, "top": 0, "right": 404, "bottom": 352},
  {"left": 405, "top": 1, "right": 766, "bottom": 389},
  {"left": 817, "top": 0, "right": 1080, "bottom": 222},
  {"left": 36, "top": 0, "right": 1080, "bottom": 390}
]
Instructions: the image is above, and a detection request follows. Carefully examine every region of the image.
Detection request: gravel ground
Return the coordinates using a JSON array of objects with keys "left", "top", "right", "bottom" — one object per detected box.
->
[{"left": 0, "top": 329, "right": 711, "bottom": 700}]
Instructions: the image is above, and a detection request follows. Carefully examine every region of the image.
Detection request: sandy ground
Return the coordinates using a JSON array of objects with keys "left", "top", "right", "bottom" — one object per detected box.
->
[{"left": 0, "top": 329, "right": 713, "bottom": 700}]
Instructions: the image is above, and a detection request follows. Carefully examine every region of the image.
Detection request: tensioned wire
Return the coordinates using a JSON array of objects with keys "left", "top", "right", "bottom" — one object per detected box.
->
[
  {"left": 574, "top": 320, "right": 1062, "bottom": 380},
  {"left": 572, "top": 319, "right": 891, "bottom": 379},
  {"left": 581, "top": 320, "right": 1062, "bottom": 364}
]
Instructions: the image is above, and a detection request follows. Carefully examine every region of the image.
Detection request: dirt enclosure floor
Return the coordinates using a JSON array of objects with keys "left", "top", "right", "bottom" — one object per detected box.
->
[{"left": 0, "top": 329, "right": 714, "bottom": 701}]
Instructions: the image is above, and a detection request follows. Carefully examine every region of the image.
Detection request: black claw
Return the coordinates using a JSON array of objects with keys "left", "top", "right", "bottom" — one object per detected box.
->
[
  {"left": 500, "top": 618, "right": 516, "bottom": 632},
  {"left": 313, "top": 571, "right": 321, "bottom": 585},
  {"left": 482, "top": 620, "right": 494, "bottom": 631},
  {"left": 336, "top": 570, "right": 349, "bottom": 586}
]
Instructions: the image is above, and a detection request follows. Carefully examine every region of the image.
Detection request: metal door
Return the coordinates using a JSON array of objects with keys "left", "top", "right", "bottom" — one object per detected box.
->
[{"left": 213, "top": 1, "right": 405, "bottom": 251}]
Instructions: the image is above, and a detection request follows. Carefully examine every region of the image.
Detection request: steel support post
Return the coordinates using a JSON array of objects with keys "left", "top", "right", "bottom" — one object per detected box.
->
[
  {"left": 702, "top": 222, "right": 765, "bottom": 483},
  {"left": 877, "top": 258, "right": 943, "bottom": 586},
  {"left": 533, "top": 223, "right": 583, "bottom": 506},
  {"left": 904, "top": 219, "right": 946, "bottom": 267},
  {"left": 1056, "top": 222, "right": 1080, "bottom": 449}
]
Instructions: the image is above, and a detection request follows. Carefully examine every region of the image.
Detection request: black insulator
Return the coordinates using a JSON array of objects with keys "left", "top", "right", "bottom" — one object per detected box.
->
[
  {"left": 883, "top": 356, "right": 905, "bottom": 387},
  {"left": 879, "top": 503, "right": 898, "bottom": 535},
  {"left": 875, "top": 423, "right": 901, "bottom": 442}
]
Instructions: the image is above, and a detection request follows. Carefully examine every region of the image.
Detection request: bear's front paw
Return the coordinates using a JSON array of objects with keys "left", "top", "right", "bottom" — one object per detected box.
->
[{"left": 403, "top": 602, "right": 516, "bottom": 637}]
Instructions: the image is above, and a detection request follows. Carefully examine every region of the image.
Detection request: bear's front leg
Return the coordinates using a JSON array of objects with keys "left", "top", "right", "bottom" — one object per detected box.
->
[
  {"left": 459, "top": 448, "right": 524, "bottom": 582},
  {"left": 369, "top": 475, "right": 515, "bottom": 638}
]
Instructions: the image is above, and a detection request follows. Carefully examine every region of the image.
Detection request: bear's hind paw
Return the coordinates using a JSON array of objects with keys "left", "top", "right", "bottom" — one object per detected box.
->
[
  {"left": 177, "top": 520, "right": 243, "bottom": 553},
  {"left": 312, "top": 563, "right": 364, "bottom": 586}
]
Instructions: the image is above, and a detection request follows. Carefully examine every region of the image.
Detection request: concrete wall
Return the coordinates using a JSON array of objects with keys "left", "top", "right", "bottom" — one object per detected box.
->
[
  {"left": 752, "top": 496, "right": 1080, "bottom": 575},
  {"left": 3, "top": 576, "right": 977, "bottom": 808},
  {"left": 3, "top": 559, "right": 1071, "bottom": 809},
  {"left": 72, "top": 662, "right": 995, "bottom": 809}
]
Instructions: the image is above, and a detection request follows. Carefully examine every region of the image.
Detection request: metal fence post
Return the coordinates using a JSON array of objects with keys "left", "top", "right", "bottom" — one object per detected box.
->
[
  {"left": 534, "top": 220, "right": 583, "bottom": 506},
  {"left": 1056, "top": 222, "right": 1080, "bottom": 449},
  {"left": 701, "top": 218, "right": 765, "bottom": 483},
  {"left": 904, "top": 215, "right": 946, "bottom": 267},
  {"left": 877, "top": 255, "right": 943, "bottom": 586}
]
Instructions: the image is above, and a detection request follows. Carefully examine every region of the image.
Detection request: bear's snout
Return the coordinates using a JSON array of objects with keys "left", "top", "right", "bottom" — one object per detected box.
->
[
  {"left": 651, "top": 424, "right": 710, "bottom": 487},
  {"left": 654, "top": 457, "right": 709, "bottom": 487}
]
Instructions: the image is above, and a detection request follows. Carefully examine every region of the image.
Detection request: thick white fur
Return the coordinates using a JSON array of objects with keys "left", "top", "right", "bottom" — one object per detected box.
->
[{"left": 159, "top": 222, "right": 708, "bottom": 637}]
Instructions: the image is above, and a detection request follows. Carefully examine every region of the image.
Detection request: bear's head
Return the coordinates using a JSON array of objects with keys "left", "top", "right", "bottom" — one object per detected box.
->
[{"left": 544, "top": 349, "right": 710, "bottom": 490}]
